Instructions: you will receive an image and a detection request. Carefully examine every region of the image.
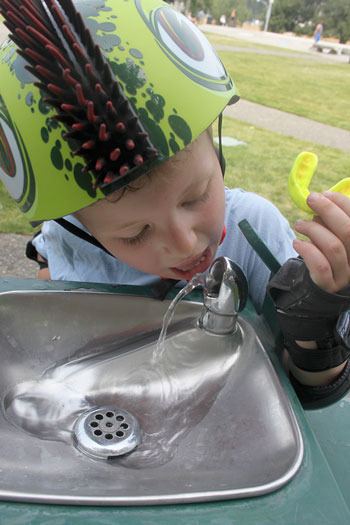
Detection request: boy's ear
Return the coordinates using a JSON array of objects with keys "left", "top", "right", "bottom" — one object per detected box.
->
[{"left": 214, "top": 147, "right": 226, "bottom": 178}]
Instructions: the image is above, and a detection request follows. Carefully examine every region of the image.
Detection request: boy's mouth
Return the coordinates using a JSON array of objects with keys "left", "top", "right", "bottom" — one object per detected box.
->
[{"left": 170, "top": 247, "right": 213, "bottom": 280}]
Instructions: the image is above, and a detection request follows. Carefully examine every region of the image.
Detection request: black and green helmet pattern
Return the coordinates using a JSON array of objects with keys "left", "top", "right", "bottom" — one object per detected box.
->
[{"left": 0, "top": 0, "right": 237, "bottom": 222}]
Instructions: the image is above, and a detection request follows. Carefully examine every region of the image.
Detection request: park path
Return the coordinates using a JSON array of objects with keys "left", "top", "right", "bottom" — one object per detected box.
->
[
  {"left": 225, "top": 100, "right": 350, "bottom": 153},
  {"left": 214, "top": 43, "right": 341, "bottom": 63},
  {"left": 0, "top": 233, "right": 37, "bottom": 279},
  {"left": 202, "top": 24, "right": 350, "bottom": 64}
]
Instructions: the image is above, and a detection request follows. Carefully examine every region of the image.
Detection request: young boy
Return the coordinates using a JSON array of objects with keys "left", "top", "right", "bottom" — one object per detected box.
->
[{"left": 0, "top": 0, "right": 349, "bottom": 406}]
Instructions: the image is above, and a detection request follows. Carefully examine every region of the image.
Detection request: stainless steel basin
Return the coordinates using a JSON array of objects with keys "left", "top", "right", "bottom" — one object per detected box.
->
[{"left": 0, "top": 289, "right": 303, "bottom": 505}]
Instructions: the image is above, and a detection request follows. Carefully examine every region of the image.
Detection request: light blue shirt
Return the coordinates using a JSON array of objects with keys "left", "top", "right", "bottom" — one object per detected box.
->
[{"left": 33, "top": 188, "right": 296, "bottom": 309}]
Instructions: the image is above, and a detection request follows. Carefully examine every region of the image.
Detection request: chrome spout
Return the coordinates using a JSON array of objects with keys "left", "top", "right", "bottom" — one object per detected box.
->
[{"left": 199, "top": 257, "right": 248, "bottom": 335}]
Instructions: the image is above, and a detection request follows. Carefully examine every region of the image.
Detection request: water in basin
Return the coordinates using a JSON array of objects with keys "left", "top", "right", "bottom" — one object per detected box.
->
[
  {"left": 0, "top": 289, "right": 303, "bottom": 505},
  {"left": 6, "top": 276, "right": 215, "bottom": 466}
]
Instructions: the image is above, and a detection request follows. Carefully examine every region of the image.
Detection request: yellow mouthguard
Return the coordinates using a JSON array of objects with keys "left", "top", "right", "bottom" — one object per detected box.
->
[{"left": 288, "top": 151, "right": 350, "bottom": 214}]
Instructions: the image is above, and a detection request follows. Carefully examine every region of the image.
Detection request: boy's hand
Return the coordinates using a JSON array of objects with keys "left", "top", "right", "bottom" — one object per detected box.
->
[{"left": 293, "top": 191, "right": 350, "bottom": 294}]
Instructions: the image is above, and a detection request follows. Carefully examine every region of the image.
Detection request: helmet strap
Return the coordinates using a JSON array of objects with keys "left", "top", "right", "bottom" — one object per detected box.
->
[
  {"left": 218, "top": 113, "right": 225, "bottom": 177},
  {"left": 54, "top": 218, "right": 113, "bottom": 257}
]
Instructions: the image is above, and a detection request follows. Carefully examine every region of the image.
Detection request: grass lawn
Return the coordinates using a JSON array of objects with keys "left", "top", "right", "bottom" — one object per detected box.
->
[
  {"left": 220, "top": 117, "right": 350, "bottom": 227},
  {"left": 0, "top": 186, "right": 35, "bottom": 234},
  {"left": 207, "top": 34, "right": 350, "bottom": 132},
  {"left": 1, "top": 117, "right": 349, "bottom": 234}
]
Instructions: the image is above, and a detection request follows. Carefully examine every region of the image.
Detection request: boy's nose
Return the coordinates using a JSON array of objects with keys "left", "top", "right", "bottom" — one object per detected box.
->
[{"left": 163, "top": 219, "right": 198, "bottom": 256}]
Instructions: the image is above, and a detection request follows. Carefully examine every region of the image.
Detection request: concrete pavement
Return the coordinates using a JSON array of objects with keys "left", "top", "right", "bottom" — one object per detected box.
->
[
  {"left": 0, "top": 23, "right": 6, "bottom": 41},
  {"left": 202, "top": 24, "right": 350, "bottom": 64},
  {"left": 225, "top": 100, "right": 350, "bottom": 153},
  {"left": 0, "top": 234, "right": 37, "bottom": 279},
  {"left": 214, "top": 43, "right": 344, "bottom": 64}
]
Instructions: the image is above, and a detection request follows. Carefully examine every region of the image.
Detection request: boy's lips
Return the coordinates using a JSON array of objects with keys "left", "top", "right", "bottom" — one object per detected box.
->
[{"left": 170, "top": 247, "right": 213, "bottom": 279}]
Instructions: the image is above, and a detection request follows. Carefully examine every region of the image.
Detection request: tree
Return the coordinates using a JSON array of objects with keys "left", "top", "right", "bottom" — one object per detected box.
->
[
  {"left": 209, "top": 0, "right": 235, "bottom": 21},
  {"left": 268, "top": 0, "right": 350, "bottom": 42},
  {"left": 323, "top": 0, "right": 350, "bottom": 43},
  {"left": 181, "top": 0, "right": 350, "bottom": 42},
  {"left": 269, "top": 0, "right": 323, "bottom": 33},
  {"left": 186, "top": 0, "right": 265, "bottom": 25}
]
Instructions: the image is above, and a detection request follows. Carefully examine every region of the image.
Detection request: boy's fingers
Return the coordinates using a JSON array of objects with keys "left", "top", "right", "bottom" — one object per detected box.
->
[
  {"left": 307, "top": 193, "right": 350, "bottom": 260},
  {"left": 307, "top": 192, "right": 348, "bottom": 222},
  {"left": 294, "top": 220, "right": 350, "bottom": 289},
  {"left": 322, "top": 191, "right": 350, "bottom": 216},
  {"left": 293, "top": 238, "right": 335, "bottom": 291},
  {"left": 308, "top": 192, "right": 350, "bottom": 223},
  {"left": 295, "top": 218, "right": 347, "bottom": 262}
]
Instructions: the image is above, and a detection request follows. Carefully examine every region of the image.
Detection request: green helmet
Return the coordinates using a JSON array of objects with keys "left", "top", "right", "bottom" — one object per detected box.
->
[{"left": 0, "top": 0, "right": 238, "bottom": 224}]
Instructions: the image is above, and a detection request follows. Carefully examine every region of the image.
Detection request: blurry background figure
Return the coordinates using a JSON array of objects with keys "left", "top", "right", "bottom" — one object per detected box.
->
[
  {"left": 206, "top": 11, "right": 213, "bottom": 24},
  {"left": 186, "top": 11, "right": 196, "bottom": 24},
  {"left": 196, "top": 8, "right": 207, "bottom": 24},
  {"left": 314, "top": 22, "right": 324, "bottom": 44},
  {"left": 230, "top": 8, "right": 237, "bottom": 27},
  {"left": 219, "top": 13, "right": 227, "bottom": 26}
]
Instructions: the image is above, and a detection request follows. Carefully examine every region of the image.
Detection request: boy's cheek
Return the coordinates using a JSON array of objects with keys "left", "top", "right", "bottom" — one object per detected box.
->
[{"left": 114, "top": 248, "right": 162, "bottom": 275}]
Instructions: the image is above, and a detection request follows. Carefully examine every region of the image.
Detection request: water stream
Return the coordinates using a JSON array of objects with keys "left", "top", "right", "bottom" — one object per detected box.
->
[{"left": 153, "top": 273, "right": 205, "bottom": 362}]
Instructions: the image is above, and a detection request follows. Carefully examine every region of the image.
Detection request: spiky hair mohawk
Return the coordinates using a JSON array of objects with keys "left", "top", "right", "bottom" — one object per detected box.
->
[{"left": 0, "top": 0, "right": 159, "bottom": 192}]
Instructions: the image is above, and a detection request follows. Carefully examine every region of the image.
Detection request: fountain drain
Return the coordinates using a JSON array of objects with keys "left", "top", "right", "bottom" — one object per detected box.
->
[{"left": 73, "top": 407, "right": 141, "bottom": 459}]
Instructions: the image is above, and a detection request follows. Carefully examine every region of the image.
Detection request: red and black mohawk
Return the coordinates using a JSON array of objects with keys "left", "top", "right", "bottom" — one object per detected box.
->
[{"left": 0, "top": 0, "right": 159, "bottom": 191}]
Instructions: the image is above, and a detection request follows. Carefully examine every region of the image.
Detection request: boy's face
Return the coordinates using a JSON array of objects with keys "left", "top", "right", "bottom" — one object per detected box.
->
[{"left": 76, "top": 131, "right": 225, "bottom": 281}]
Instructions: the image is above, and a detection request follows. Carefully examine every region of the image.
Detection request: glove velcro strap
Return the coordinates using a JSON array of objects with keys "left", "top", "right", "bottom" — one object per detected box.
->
[
  {"left": 285, "top": 338, "right": 350, "bottom": 372},
  {"left": 275, "top": 312, "right": 336, "bottom": 341},
  {"left": 268, "top": 257, "right": 350, "bottom": 341},
  {"left": 290, "top": 359, "right": 350, "bottom": 409}
]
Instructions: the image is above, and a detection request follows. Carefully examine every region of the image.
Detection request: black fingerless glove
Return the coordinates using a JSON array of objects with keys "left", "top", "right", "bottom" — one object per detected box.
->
[
  {"left": 268, "top": 257, "right": 350, "bottom": 407},
  {"left": 268, "top": 257, "right": 350, "bottom": 344}
]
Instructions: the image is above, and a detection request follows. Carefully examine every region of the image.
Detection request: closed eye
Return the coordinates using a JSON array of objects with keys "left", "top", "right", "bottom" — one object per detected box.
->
[
  {"left": 182, "top": 186, "right": 210, "bottom": 208},
  {"left": 119, "top": 225, "right": 151, "bottom": 246}
]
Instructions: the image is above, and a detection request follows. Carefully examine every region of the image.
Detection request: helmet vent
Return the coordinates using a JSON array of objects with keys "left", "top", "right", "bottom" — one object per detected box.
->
[{"left": 0, "top": 0, "right": 159, "bottom": 191}]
